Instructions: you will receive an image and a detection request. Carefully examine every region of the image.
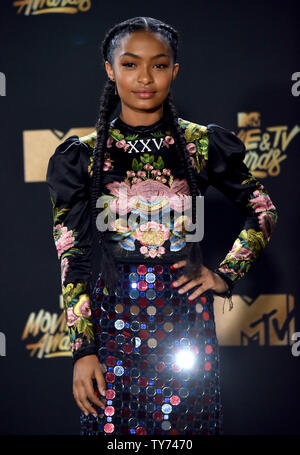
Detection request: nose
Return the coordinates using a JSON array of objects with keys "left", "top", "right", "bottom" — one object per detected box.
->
[{"left": 137, "top": 65, "right": 153, "bottom": 84}]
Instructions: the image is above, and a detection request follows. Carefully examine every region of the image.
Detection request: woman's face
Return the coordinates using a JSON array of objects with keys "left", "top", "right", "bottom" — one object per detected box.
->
[{"left": 105, "top": 31, "right": 179, "bottom": 116}]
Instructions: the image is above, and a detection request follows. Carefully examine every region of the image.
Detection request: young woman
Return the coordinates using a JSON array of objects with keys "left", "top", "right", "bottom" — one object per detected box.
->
[{"left": 46, "top": 17, "right": 278, "bottom": 435}]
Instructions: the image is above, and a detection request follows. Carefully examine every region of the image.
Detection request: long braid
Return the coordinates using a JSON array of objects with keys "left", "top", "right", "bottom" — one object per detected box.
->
[
  {"left": 90, "top": 79, "right": 120, "bottom": 290},
  {"left": 90, "top": 16, "right": 204, "bottom": 292},
  {"left": 163, "top": 93, "right": 204, "bottom": 279}
]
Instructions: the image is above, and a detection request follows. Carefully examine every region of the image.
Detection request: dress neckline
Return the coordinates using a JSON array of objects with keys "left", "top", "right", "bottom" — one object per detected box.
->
[{"left": 111, "top": 115, "right": 165, "bottom": 134}]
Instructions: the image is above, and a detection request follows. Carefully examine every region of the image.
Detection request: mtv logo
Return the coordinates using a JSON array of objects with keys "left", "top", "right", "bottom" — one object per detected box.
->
[
  {"left": 214, "top": 294, "right": 295, "bottom": 346},
  {"left": 23, "top": 128, "right": 95, "bottom": 182},
  {"left": 237, "top": 112, "right": 261, "bottom": 128}
]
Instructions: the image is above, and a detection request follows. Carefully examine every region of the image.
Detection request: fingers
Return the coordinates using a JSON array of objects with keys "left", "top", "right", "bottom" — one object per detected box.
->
[
  {"left": 73, "top": 378, "right": 106, "bottom": 417},
  {"left": 171, "top": 265, "right": 198, "bottom": 290},
  {"left": 171, "top": 274, "right": 189, "bottom": 288},
  {"left": 176, "top": 278, "right": 202, "bottom": 296},
  {"left": 86, "top": 376, "right": 106, "bottom": 411},
  {"left": 73, "top": 389, "right": 86, "bottom": 415},
  {"left": 186, "top": 285, "right": 206, "bottom": 301},
  {"left": 94, "top": 366, "right": 107, "bottom": 406},
  {"left": 171, "top": 268, "right": 205, "bottom": 299},
  {"left": 171, "top": 260, "right": 186, "bottom": 269},
  {"left": 171, "top": 260, "right": 203, "bottom": 288},
  {"left": 73, "top": 384, "right": 99, "bottom": 417},
  {"left": 175, "top": 279, "right": 207, "bottom": 301},
  {"left": 170, "top": 260, "right": 189, "bottom": 288},
  {"left": 171, "top": 263, "right": 210, "bottom": 299}
]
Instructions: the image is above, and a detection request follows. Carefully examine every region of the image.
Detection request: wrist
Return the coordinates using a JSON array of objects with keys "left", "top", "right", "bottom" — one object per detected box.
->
[
  {"left": 213, "top": 272, "right": 229, "bottom": 293},
  {"left": 72, "top": 341, "right": 99, "bottom": 366},
  {"left": 213, "top": 269, "right": 234, "bottom": 298}
]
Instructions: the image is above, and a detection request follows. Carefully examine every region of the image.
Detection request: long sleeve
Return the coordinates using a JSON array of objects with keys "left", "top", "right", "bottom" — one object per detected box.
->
[
  {"left": 206, "top": 123, "right": 278, "bottom": 310},
  {"left": 46, "top": 135, "right": 98, "bottom": 364}
]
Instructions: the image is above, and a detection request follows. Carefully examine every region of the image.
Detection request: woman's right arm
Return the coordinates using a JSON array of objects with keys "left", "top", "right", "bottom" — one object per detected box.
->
[{"left": 46, "top": 135, "right": 106, "bottom": 415}]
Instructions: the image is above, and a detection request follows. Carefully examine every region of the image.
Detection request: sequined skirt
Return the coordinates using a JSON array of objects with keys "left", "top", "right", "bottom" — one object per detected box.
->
[{"left": 79, "top": 262, "right": 224, "bottom": 435}]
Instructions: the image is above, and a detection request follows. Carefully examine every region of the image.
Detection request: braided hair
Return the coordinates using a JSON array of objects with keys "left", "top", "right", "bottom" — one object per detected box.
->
[{"left": 90, "top": 16, "right": 203, "bottom": 291}]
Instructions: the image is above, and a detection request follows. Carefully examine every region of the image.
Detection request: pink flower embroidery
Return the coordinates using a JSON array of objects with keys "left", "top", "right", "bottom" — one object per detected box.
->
[
  {"left": 116, "top": 139, "right": 130, "bottom": 151},
  {"left": 186, "top": 142, "right": 196, "bottom": 154},
  {"left": 79, "top": 300, "right": 92, "bottom": 317},
  {"left": 107, "top": 136, "right": 114, "bottom": 148},
  {"left": 71, "top": 338, "right": 83, "bottom": 351},
  {"left": 75, "top": 338, "right": 83, "bottom": 350},
  {"left": 105, "top": 178, "right": 191, "bottom": 215},
  {"left": 105, "top": 181, "right": 134, "bottom": 215},
  {"left": 249, "top": 187, "right": 276, "bottom": 213},
  {"left": 151, "top": 170, "right": 161, "bottom": 177},
  {"left": 54, "top": 224, "right": 75, "bottom": 259},
  {"left": 143, "top": 163, "right": 153, "bottom": 171},
  {"left": 219, "top": 264, "right": 243, "bottom": 278},
  {"left": 163, "top": 135, "right": 175, "bottom": 148},
  {"left": 132, "top": 177, "right": 143, "bottom": 184},
  {"left": 61, "top": 257, "right": 69, "bottom": 285},
  {"left": 228, "top": 245, "right": 253, "bottom": 261},
  {"left": 149, "top": 248, "right": 158, "bottom": 258},
  {"left": 103, "top": 159, "right": 113, "bottom": 171},
  {"left": 66, "top": 308, "right": 79, "bottom": 326},
  {"left": 258, "top": 212, "right": 276, "bottom": 241},
  {"left": 145, "top": 246, "right": 166, "bottom": 258},
  {"left": 156, "top": 176, "right": 167, "bottom": 183}
]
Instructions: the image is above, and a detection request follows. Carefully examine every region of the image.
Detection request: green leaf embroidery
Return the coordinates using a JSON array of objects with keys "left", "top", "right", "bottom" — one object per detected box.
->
[
  {"left": 132, "top": 158, "right": 139, "bottom": 171},
  {"left": 156, "top": 156, "right": 164, "bottom": 169}
]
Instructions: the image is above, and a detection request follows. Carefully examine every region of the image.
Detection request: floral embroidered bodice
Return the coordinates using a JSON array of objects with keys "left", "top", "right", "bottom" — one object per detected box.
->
[
  {"left": 84, "top": 116, "right": 208, "bottom": 265},
  {"left": 46, "top": 115, "right": 278, "bottom": 363}
]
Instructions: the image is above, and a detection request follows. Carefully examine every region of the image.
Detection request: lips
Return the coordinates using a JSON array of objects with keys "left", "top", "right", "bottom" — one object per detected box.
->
[{"left": 133, "top": 91, "right": 156, "bottom": 99}]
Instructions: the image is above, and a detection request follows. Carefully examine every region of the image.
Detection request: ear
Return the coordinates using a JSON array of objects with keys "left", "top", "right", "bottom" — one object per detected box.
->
[
  {"left": 172, "top": 63, "right": 180, "bottom": 81},
  {"left": 105, "top": 61, "right": 115, "bottom": 81}
]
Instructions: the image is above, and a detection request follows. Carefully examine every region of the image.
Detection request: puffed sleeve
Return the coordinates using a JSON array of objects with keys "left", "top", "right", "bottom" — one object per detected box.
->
[
  {"left": 46, "top": 135, "right": 98, "bottom": 364},
  {"left": 206, "top": 124, "right": 278, "bottom": 311}
]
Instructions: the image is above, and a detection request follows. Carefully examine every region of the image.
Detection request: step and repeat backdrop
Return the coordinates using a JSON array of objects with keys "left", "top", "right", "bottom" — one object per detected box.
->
[{"left": 0, "top": 0, "right": 299, "bottom": 435}]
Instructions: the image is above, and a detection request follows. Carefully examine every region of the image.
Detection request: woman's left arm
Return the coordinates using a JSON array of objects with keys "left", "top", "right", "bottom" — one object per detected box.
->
[{"left": 205, "top": 123, "right": 279, "bottom": 305}]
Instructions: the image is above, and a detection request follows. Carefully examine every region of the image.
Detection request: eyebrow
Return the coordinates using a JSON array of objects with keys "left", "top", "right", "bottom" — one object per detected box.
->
[{"left": 119, "top": 52, "right": 170, "bottom": 59}]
